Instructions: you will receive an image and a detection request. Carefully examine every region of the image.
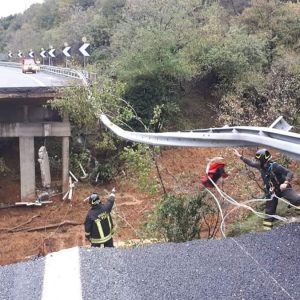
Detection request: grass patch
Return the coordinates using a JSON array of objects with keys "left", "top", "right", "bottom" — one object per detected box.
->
[{"left": 226, "top": 200, "right": 293, "bottom": 237}]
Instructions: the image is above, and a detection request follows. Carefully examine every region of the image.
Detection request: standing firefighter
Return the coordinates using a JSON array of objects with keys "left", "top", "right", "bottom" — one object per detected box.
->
[
  {"left": 84, "top": 188, "right": 116, "bottom": 247},
  {"left": 233, "top": 148, "right": 300, "bottom": 230}
]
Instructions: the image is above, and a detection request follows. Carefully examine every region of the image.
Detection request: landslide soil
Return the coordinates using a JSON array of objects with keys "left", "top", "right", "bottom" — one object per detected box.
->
[{"left": 1, "top": 147, "right": 300, "bottom": 266}]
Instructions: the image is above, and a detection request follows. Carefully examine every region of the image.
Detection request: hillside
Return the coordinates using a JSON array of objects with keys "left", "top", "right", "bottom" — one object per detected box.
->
[
  {"left": 1, "top": 146, "right": 300, "bottom": 265},
  {"left": 0, "top": 0, "right": 300, "bottom": 267}
]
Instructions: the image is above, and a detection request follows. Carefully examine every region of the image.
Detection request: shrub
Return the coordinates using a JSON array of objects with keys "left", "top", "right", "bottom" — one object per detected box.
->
[
  {"left": 145, "top": 192, "right": 219, "bottom": 242},
  {"left": 0, "top": 157, "right": 9, "bottom": 175}
]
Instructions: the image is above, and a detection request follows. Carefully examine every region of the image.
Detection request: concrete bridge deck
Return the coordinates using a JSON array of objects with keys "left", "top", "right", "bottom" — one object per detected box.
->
[{"left": 0, "top": 85, "right": 70, "bottom": 202}]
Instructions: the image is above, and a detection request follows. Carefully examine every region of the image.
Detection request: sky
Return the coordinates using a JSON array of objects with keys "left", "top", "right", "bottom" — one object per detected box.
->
[{"left": 0, "top": 0, "right": 45, "bottom": 18}]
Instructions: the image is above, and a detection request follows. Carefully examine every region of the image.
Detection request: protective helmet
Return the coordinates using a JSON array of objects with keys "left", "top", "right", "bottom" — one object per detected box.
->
[
  {"left": 255, "top": 149, "right": 272, "bottom": 165},
  {"left": 89, "top": 193, "right": 100, "bottom": 205}
]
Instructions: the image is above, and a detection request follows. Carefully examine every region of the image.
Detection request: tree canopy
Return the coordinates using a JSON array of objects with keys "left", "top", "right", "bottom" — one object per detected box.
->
[{"left": 1, "top": 0, "right": 299, "bottom": 129}]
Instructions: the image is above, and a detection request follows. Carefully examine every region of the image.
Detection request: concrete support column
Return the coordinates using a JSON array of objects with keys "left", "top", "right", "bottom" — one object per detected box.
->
[
  {"left": 19, "top": 137, "right": 35, "bottom": 201},
  {"left": 62, "top": 137, "right": 69, "bottom": 193},
  {"left": 62, "top": 112, "right": 70, "bottom": 193},
  {"left": 23, "top": 105, "right": 29, "bottom": 123}
]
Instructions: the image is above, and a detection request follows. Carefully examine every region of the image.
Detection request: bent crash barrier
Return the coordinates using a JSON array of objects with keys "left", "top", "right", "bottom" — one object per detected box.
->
[{"left": 100, "top": 114, "right": 300, "bottom": 161}]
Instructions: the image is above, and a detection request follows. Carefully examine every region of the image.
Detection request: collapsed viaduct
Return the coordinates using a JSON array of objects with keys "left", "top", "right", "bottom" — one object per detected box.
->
[{"left": 0, "top": 87, "right": 70, "bottom": 202}]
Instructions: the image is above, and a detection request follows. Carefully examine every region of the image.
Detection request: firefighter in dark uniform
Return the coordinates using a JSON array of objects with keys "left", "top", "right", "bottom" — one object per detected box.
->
[
  {"left": 233, "top": 148, "right": 300, "bottom": 230},
  {"left": 84, "top": 188, "right": 116, "bottom": 247}
]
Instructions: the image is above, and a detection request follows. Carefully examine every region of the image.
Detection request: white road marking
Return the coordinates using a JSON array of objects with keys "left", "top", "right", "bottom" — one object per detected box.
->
[
  {"left": 28, "top": 75, "right": 47, "bottom": 86},
  {"left": 42, "top": 246, "right": 83, "bottom": 300}
]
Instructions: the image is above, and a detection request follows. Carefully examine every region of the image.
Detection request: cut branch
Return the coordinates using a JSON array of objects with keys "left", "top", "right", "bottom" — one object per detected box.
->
[
  {"left": 0, "top": 215, "right": 40, "bottom": 232},
  {"left": 8, "top": 220, "right": 81, "bottom": 233}
]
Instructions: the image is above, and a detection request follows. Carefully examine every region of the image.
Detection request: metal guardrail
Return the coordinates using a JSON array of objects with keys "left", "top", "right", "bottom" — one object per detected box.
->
[
  {"left": 0, "top": 61, "right": 20, "bottom": 68},
  {"left": 0, "top": 61, "right": 96, "bottom": 84},
  {"left": 100, "top": 114, "right": 300, "bottom": 161}
]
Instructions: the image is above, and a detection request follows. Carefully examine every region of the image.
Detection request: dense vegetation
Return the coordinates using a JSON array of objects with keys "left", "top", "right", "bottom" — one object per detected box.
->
[
  {"left": 1, "top": 0, "right": 299, "bottom": 129},
  {"left": 1, "top": 0, "right": 300, "bottom": 240}
]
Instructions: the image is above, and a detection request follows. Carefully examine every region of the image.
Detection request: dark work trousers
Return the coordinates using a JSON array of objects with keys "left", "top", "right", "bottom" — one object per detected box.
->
[
  {"left": 91, "top": 238, "right": 114, "bottom": 248},
  {"left": 265, "top": 188, "right": 300, "bottom": 221}
]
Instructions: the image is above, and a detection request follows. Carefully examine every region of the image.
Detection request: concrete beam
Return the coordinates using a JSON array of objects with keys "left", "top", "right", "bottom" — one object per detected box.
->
[
  {"left": 19, "top": 137, "right": 35, "bottom": 201},
  {"left": 0, "top": 122, "right": 71, "bottom": 137}
]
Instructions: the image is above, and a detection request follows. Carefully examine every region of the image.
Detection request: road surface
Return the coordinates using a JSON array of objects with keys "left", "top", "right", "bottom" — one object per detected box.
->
[
  {"left": 0, "top": 223, "right": 299, "bottom": 300},
  {"left": 0, "top": 66, "right": 71, "bottom": 88}
]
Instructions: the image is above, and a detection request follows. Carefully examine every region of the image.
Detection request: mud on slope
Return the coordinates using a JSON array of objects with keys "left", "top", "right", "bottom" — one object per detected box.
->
[{"left": 1, "top": 147, "right": 300, "bottom": 266}]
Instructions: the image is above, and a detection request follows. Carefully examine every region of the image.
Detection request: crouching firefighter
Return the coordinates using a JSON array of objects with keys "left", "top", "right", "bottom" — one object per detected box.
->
[
  {"left": 84, "top": 188, "right": 116, "bottom": 247},
  {"left": 233, "top": 148, "right": 300, "bottom": 230}
]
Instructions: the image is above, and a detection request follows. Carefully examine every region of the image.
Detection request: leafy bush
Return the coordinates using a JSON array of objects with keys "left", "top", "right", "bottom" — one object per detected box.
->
[
  {"left": 145, "top": 192, "right": 219, "bottom": 242},
  {"left": 124, "top": 75, "right": 180, "bottom": 130},
  {"left": 91, "top": 163, "right": 113, "bottom": 183},
  {"left": 218, "top": 67, "right": 300, "bottom": 127},
  {"left": 0, "top": 158, "right": 9, "bottom": 175},
  {"left": 69, "top": 150, "right": 91, "bottom": 179},
  {"left": 120, "top": 144, "right": 159, "bottom": 195}
]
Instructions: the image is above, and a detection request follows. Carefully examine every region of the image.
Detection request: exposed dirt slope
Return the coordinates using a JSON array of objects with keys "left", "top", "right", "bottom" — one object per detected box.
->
[{"left": 1, "top": 147, "right": 299, "bottom": 265}]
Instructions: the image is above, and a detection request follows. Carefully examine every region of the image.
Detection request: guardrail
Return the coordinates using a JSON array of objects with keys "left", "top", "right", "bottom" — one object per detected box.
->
[
  {"left": 0, "top": 61, "right": 20, "bottom": 68},
  {"left": 0, "top": 61, "right": 96, "bottom": 84},
  {"left": 100, "top": 114, "right": 300, "bottom": 161}
]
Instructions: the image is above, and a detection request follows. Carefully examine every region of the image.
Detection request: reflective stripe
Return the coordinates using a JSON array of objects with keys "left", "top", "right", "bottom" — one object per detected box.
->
[
  {"left": 95, "top": 219, "right": 105, "bottom": 240},
  {"left": 90, "top": 233, "right": 112, "bottom": 244},
  {"left": 85, "top": 232, "right": 90, "bottom": 236},
  {"left": 92, "top": 213, "right": 113, "bottom": 244},
  {"left": 263, "top": 226, "right": 272, "bottom": 230},
  {"left": 263, "top": 221, "right": 273, "bottom": 227},
  {"left": 108, "top": 216, "right": 112, "bottom": 232}
]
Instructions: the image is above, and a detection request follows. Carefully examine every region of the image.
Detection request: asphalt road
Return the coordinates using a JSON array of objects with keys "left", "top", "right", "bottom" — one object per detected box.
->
[
  {"left": 0, "top": 223, "right": 299, "bottom": 300},
  {"left": 0, "top": 66, "right": 70, "bottom": 88}
]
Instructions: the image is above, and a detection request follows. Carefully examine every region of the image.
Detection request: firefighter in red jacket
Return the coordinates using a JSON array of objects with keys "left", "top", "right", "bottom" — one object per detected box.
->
[{"left": 84, "top": 188, "right": 116, "bottom": 247}]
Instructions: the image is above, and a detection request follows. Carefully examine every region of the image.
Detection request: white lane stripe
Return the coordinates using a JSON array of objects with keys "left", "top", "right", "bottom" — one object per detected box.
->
[
  {"left": 42, "top": 246, "right": 83, "bottom": 300},
  {"left": 29, "top": 75, "right": 47, "bottom": 86}
]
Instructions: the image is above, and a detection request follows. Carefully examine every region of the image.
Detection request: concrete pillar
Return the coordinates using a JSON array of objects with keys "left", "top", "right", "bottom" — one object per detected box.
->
[
  {"left": 23, "top": 105, "right": 28, "bottom": 122},
  {"left": 62, "top": 112, "right": 70, "bottom": 193},
  {"left": 19, "top": 137, "right": 35, "bottom": 201},
  {"left": 62, "top": 137, "right": 69, "bottom": 193}
]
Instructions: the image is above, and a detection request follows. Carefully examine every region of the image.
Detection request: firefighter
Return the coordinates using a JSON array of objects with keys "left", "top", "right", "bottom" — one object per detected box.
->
[
  {"left": 84, "top": 188, "right": 116, "bottom": 247},
  {"left": 233, "top": 148, "right": 300, "bottom": 230}
]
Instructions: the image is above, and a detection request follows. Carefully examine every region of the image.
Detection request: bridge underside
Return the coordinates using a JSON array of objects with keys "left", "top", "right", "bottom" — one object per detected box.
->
[{"left": 0, "top": 87, "right": 70, "bottom": 202}]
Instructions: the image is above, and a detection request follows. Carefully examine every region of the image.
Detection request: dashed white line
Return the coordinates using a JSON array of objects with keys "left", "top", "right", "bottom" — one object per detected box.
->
[{"left": 42, "top": 246, "right": 83, "bottom": 300}]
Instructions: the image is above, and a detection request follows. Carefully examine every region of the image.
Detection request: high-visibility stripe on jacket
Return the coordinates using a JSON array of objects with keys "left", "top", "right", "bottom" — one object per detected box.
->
[{"left": 84, "top": 195, "right": 115, "bottom": 244}]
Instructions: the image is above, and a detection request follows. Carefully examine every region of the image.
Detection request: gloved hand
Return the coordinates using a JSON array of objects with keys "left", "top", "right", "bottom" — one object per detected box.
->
[
  {"left": 109, "top": 187, "right": 116, "bottom": 198},
  {"left": 280, "top": 182, "right": 289, "bottom": 191},
  {"left": 233, "top": 149, "right": 242, "bottom": 158}
]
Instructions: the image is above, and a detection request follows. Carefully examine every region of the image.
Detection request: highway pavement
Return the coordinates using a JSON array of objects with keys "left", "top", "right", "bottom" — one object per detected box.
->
[
  {"left": 0, "top": 66, "right": 71, "bottom": 88},
  {"left": 0, "top": 223, "right": 299, "bottom": 300}
]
